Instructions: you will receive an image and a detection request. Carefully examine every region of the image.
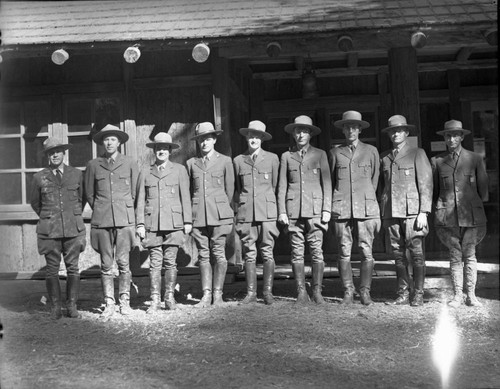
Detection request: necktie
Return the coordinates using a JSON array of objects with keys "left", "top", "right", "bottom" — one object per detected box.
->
[
  {"left": 55, "top": 170, "right": 62, "bottom": 184},
  {"left": 109, "top": 158, "right": 114, "bottom": 166},
  {"left": 158, "top": 165, "right": 164, "bottom": 171},
  {"left": 252, "top": 154, "right": 257, "bottom": 162},
  {"left": 349, "top": 145, "right": 355, "bottom": 154},
  {"left": 452, "top": 152, "right": 458, "bottom": 161},
  {"left": 393, "top": 149, "right": 398, "bottom": 158},
  {"left": 300, "top": 149, "right": 305, "bottom": 159}
]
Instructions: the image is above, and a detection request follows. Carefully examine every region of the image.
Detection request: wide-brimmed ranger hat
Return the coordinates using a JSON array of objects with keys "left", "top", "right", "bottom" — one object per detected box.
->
[
  {"left": 436, "top": 119, "right": 471, "bottom": 136},
  {"left": 382, "top": 115, "right": 416, "bottom": 134},
  {"left": 93, "top": 124, "right": 129, "bottom": 144},
  {"left": 146, "top": 132, "right": 180, "bottom": 149},
  {"left": 239, "top": 120, "right": 272, "bottom": 141},
  {"left": 284, "top": 115, "right": 321, "bottom": 136},
  {"left": 42, "top": 137, "right": 72, "bottom": 153},
  {"left": 334, "top": 110, "right": 370, "bottom": 129},
  {"left": 191, "top": 122, "right": 223, "bottom": 141}
]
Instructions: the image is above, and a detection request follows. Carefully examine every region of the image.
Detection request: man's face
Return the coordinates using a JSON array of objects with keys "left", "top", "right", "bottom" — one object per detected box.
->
[
  {"left": 246, "top": 133, "right": 263, "bottom": 152},
  {"left": 198, "top": 134, "right": 217, "bottom": 155},
  {"left": 443, "top": 131, "right": 464, "bottom": 151},
  {"left": 342, "top": 123, "right": 361, "bottom": 143},
  {"left": 47, "top": 148, "right": 65, "bottom": 168},
  {"left": 388, "top": 128, "right": 409, "bottom": 147},
  {"left": 103, "top": 136, "right": 120, "bottom": 155},
  {"left": 154, "top": 144, "right": 171, "bottom": 163},
  {"left": 293, "top": 127, "right": 312, "bottom": 148}
]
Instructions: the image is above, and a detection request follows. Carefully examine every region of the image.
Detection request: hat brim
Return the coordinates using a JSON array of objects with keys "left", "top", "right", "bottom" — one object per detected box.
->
[
  {"left": 239, "top": 128, "right": 272, "bottom": 141},
  {"left": 93, "top": 130, "right": 129, "bottom": 144},
  {"left": 284, "top": 123, "right": 321, "bottom": 136},
  {"left": 43, "top": 144, "right": 72, "bottom": 154},
  {"left": 146, "top": 142, "right": 180, "bottom": 149},
  {"left": 333, "top": 119, "right": 370, "bottom": 130},
  {"left": 190, "top": 130, "right": 223, "bottom": 141},
  {"left": 382, "top": 124, "right": 416, "bottom": 134},
  {"left": 436, "top": 128, "right": 471, "bottom": 136}
]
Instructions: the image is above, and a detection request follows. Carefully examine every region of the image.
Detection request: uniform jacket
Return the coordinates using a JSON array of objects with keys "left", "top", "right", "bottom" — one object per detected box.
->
[
  {"left": 136, "top": 161, "right": 192, "bottom": 232},
  {"left": 30, "top": 164, "right": 85, "bottom": 238},
  {"left": 380, "top": 143, "right": 433, "bottom": 219},
  {"left": 330, "top": 141, "right": 380, "bottom": 220},
  {"left": 431, "top": 147, "right": 488, "bottom": 227},
  {"left": 277, "top": 145, "right": 332, "bottom": 219},
  {"left": 186, "top": 152, "right": 235, "bottom": 227},
  {"left": 233, "top": 149, "right": 279, "bottom": 223},
  {"left": 85, "top": 153, "right": 140, "bottom": 228}
]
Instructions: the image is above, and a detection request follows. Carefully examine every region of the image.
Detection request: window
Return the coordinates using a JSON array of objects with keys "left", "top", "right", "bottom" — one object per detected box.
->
[{"left": 0, "top": 95, "right": 122, "bottom": 219}]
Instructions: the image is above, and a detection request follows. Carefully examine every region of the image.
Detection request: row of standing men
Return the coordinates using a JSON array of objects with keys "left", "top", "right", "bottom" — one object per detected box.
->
[{"left": 30, "top": 110, "right": 488, "bottom": 319}]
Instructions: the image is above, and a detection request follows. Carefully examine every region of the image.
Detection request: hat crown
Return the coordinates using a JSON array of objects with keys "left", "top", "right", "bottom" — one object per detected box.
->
[
  {"left": 341, "top": 110, "right": 363, "bottom": 122},
  {"left": 43, "top": 137, "right": 67, "bottom": 152},
  {"left": 294, "top": 115, "right": 314, "bottom": 126},
  {"left": 387, "top": 115, "right": 408, "bottom": 127},
  {"left": 247, "top": 120, "right": 266, "bottom": 132},
  {"left": 444, "top": 120, "right": 463, "bottom": 131},
  {"left": 195, "top": 122, "right": 216, "bottom": 137},
  {"left": 153, "top": 132, "right": 173, "bottom": 143}
]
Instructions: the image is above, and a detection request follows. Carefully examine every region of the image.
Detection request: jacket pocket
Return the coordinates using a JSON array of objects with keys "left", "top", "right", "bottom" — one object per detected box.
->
[
  {"left": 406, "top": 192, "right": 419, "bottom": 215},
  {"left": 126, "top": 200, "right": 135, "bottom": 224},
  {"left": 212, "top": 171, "right": 224, "bottom": 187},
  {"left": 192, "top": 197, "right": 200, "bottom": 221},
  {"left": 313, "top": 192, "right": 322, "bottom": 215},
  {"left": 288, "top": 167, "right": 300, "bottom": 183},
  {"left": 471, "top": 199, "right": 486, "bottom": 225},
  {"left": 145, "top": 206, "right": 154, "bottom": 229},
  {"left": 216, "top": 196, "right": 233, "bottom": 219},
  {"left": 399, "top": 165, "right": 414, "bottom": 180},
  {"left": 336, "top": 165, "right": 348, "bottom": 180},
  {"left": 266, "top": 193, "right": 277, "bottom": 219},
  {"left": 365, "top": 193, "right": 379, "bottom": 217},
  {"left": 171, "top": 205, "right": 183, "bottom": 228}
]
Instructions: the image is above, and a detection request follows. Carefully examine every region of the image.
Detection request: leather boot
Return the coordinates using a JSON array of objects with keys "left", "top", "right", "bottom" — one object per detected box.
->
[
  {"left": 338, "top": 260, "right": 354, "bottom": 305},
  {"left": 164, "top": 269, "right": 178, "bottom": 310},
  {"left": 212, "top": 262, "right": 227, "bottom": 306},
  {"left": 147, "top": 270, "right": 161, "bottom": 314},
  {"left": 100, "top": 275, "right": 115, "bottom": 320},
  {"left": 118, "top": 272, "right": 133, "bottom": 315},
  {"left": 240, "top": 262, "right": 257, "bottom": 304},
  {"left": 66, "top": 275, "right": 81, "bottom": 318},
  {"left": 311, "top": 262, "right": 325, "bottom": 304},
  {"left": 386, "top": 264, "right": 410, "bottom": 305},
  {"left": 411, "top": 265, "right": 425, "bottom": 307},
  {"left": 196, "top": 262, "right": 213, "bottom": 308},
  {"left": 292, "top": 262, "right": 310, "bottom": 304},
  {"left": 465, "top": 262, "right": 482, "bottom": 307},
  {"left": 46, "top": 276, "right": 62, "bottom": 320},
  {"left": 262, "top": 260, "right": 275, "bottom": 305},
  {"left": 448, "top": 263, "right": 463, "bottom": 308},
  {"left": 359, "top": 260, "right": 374, "bottom": 306}
]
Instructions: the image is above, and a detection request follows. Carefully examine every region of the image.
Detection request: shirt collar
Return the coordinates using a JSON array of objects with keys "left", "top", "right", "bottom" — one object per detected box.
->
[
  {"left": 51, "top": 165, "right": 64, "bottom": 175},
  {"left": 203, "top": 150, "right": 215, "bottom": 160},
  {"left": 394, "top": 141, "right": 406, "bottom": 152}
]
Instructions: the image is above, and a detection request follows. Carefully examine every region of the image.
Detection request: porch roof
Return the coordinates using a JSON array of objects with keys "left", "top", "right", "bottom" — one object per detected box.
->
[{"left": 0, "top": 0, "right": 496, "bottom": 47}]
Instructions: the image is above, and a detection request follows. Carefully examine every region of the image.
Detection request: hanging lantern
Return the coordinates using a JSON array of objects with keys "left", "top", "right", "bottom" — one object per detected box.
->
[
  {"left": 123, "top": 46, "right": 141, "bottom": 63},
  {"left": 266, "top": 41, "right": 282, "bottom": 58},
  {"left": 192, "top": 43, "right": 210, "bottom": 63},
  {"left": 337, "top": 35, "right": 353, "bottom": 52},
  {"left": 411, "top": 31, "right": 427, "bottom": 49},
  {"left": 302, "top": 64, "right": 318, "bottom": 99},
  {"left": 51, "top": 49, "right": 69, "bottom": 65}
]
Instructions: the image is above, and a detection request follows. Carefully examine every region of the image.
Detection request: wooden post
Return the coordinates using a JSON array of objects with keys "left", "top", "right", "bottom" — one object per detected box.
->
[{"left": 388, "top": 47, "right": 421, "bottom": 145}]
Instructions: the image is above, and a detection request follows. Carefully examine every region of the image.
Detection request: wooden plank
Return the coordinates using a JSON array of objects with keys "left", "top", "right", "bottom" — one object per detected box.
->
[{"left": 131, "top": 74, "right": 212, "bottom": 89}]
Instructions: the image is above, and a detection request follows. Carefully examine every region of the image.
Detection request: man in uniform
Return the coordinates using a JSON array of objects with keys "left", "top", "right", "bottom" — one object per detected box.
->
[
  {"left": 330, "top": 111, "right": 381, "bottom": 305},
  {"left": 31, "top": 138, "right": 86, "bottom": 319},
  {"left": 431, "top": 120, "right": 488, "bottom": 307},
  {"left": 277, "top": 115, "right": 332, "bottom": 304},
  {"left": 85, "top": 124, "right": 140, "bottom": 318},
  {"left": 233, "top": 120, "right": 280, "bottom": 305},
  {"left": 380, "top": 115, "right": 433, "bottom": 307},
  {"left": 136, "top": 132, "right": 192, "bottom": 313},
  {"left": 186, "top": 122, "right": 235, "bottom": 307}
]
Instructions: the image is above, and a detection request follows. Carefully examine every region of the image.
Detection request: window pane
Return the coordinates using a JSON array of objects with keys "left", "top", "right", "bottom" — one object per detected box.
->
[
  {"left": 68, "top": 135, "right": 93, "bottom": 167},
  {"left": 0, "top": 173, "right": 22, "bottom": 205},
  {"left": 0, "top": 102, "right": 21, "bottom": 135},
  {"left": 67, "top": 100, "right": 92, "bottom": 133},
  {"left": 0, "top": 138, "right": 21, "bottom": 169},
  {"left": 26, "top": 172, "right": 36, "bottom": 204},
  {"left": 25, "top": 137, "right": 46, "bottom": 169},
  {"left": 95, "top": 98, "right": 121, "bottom": 131},
  {"left": 24, "top": 101, "right": 50, "bottom": 136}
]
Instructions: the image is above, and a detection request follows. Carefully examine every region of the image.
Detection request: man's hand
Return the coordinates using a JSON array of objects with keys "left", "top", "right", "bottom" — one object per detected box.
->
[
  {"left": 321, "top": 211, "right": 331, "bottom": 224},
  {"left": 416, "top": 213, "right": 428, "bottom": 231},
  {"left": 278, "top": 213, "right": 289, "bottom": 225},
  {"left": 136, "top": 225, "right": 146, "bottom": 239},
  {"left": 184, "top": 223, "right": 193, "bottom": 235}
]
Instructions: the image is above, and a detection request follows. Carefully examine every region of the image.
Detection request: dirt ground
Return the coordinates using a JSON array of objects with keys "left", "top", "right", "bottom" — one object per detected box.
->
[{"left": 0, "top": 278, "right": 499, "bottom": 389}]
